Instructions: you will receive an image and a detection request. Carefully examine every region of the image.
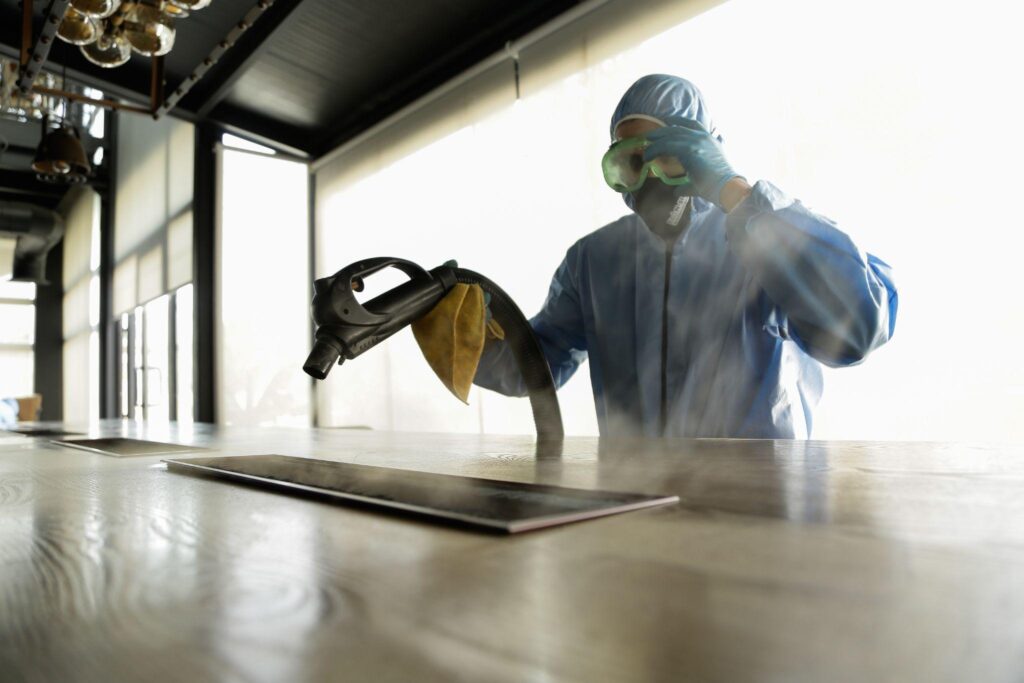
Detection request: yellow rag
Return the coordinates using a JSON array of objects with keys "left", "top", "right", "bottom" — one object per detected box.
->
[{"left": 412, "top": 284, "right": 504, "bottom": 403}]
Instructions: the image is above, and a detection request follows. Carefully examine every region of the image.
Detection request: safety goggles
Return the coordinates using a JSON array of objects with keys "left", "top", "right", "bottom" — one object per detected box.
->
[{"left": 601, "top": 136, "right": 690, "bottom": 193}]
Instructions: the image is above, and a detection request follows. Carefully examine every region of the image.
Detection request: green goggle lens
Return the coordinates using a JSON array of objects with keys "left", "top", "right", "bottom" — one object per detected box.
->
[{"left": 601, "top": 136, "right": 691, "bottom": 193}]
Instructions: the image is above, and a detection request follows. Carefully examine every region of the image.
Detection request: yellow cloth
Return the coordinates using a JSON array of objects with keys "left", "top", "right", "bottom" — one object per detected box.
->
[{"left": 412, "top": 284, "right": 503, "bottom": 403}]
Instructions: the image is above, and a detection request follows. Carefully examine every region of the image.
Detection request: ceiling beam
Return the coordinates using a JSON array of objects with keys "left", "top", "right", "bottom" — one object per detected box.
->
[
  {"left": 1, "top": 143, "right": 37, "bottom": 157},
  {"left": 0, "top": 191, "right": 60, "bottom": 208},
  {"left": 17, "top": 0, "right": 71, "bottom": 92},
  {"left": 311, "top": 0, "right": 581, "bottom": 158},
  {"left": 155, "top": 0, "right": 284, "bottom": 119},
  {"left": 0, "top": 169, "right": 68, "bottom": 198},
  {"left": 206, "top": 101, "right": 312, "bottom": 156},
  {"left": 0, "top": 166, "right": 108, "bottom": 195},
  {"left": 187, "top": 0, "right": 308, "bottom": 118}
]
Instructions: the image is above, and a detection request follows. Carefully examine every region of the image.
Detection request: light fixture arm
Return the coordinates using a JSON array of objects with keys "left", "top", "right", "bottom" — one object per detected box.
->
[{"left": 21, "top": 0, "right": 33, "bottom": 68}]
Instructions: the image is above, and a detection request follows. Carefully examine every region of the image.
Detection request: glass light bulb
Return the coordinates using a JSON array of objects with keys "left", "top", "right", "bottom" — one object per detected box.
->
[
  {"left": 81, "top": 32, "right": 132, "bottom": 68},
  {"left": 162, "top": 2, "right": 188, "bottom": 18},
  {"left": 167, "top": 0, "right": 211, "bottom": 11},
  {"left": 70, "top": 0, "right": 122, "bottom": 19},
  {"left": 57, "top": 7, "right": 100, "bottom": 45},
  {"left": 123, "top": 4, "right": 176, "bottom": 56}
]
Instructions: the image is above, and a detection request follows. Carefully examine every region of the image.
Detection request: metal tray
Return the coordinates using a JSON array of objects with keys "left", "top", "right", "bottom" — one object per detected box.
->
[
  {"left": 5, "top": 427, "right": 84, "bottom": 437},
  {"left": 53, "top": 437, "right": 207, "bottom": 457},
  {"left": 165, "top": 454, "right": 679, "bottom": 533}
]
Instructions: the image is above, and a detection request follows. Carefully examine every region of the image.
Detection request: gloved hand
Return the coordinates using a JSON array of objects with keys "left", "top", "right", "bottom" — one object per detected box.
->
[
  {"left": 482, "top": 292, "right": 505, "bottom": 341},
  {"left": 443, "top": 261, "right": 503, "bottom": 341},
  {"left": 643, "top": 116, "right": 742, "bottom": 210},
  {"left": 411, "top": 273, "right": 506, "bottom": 404},
  {"left": 412, "top": 283, "right": 487, "bottom": 404}
]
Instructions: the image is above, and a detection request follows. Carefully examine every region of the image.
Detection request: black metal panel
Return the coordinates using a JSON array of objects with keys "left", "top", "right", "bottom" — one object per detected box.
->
[
  {"left": 307, "top": 166, "right": 316, "bottom": 426},
  {"left": 192, "top": 123, "right": 217, "bottom": 423},
  {"left": 99, "top": 110, "right": 117, "bottom": 419},
  {"left": 33, "top": 238, "right": 62, "bottom": 421}
]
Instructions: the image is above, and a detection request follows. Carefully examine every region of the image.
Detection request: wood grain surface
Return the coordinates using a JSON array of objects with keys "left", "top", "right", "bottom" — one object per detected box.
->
[{"left": 1, "top": 422, "right": 1023, "bottom": 682}]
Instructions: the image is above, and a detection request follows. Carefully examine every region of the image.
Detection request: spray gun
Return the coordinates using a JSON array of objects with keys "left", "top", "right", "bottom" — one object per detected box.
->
[{"left": 303, "top": 257, "right": 564, "bottom": 440}]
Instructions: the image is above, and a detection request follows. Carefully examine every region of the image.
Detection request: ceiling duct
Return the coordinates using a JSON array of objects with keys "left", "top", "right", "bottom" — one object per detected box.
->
[{"left": 0, "top": 201, "right": 65, "bottom": 284}]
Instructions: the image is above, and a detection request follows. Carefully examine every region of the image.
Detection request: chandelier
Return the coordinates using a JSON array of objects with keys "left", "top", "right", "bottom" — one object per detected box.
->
[
  {"left": 13, "top": 0, "right": 270, "bottom": 122},
  {"left": 56, "top": 0, "right": 214, "bottom": 68}
]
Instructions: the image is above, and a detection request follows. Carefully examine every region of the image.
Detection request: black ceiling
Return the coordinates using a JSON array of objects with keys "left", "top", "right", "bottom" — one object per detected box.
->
[{"left": 0, "top": 0, "right": 583, "bottom": 158}]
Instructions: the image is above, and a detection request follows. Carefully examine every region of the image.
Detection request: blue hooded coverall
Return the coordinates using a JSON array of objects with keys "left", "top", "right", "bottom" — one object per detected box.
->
[{"left": 474, "top": 75, "right": 898, "bottom": 438}]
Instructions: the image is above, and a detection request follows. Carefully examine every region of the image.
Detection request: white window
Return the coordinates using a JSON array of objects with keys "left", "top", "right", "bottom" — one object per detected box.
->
[
  {"left": 216, "top": 145, "right": 310, "bottom": 427},
  {"left": 112, "top": 113, "right": 196, "bottom": 422},
  {"left": 0, "top": 280, "right": 35, "bottom": 399}
]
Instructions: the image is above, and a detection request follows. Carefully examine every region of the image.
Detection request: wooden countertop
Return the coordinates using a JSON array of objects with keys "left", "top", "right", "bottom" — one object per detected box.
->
[{"left": 1, "top": 421, "right": 1023, "bottom": 682}]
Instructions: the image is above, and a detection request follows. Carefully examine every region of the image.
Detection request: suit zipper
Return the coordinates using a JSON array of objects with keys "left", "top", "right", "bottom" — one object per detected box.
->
[{"left": 659, "top": 247, "right": 671, "bottom": 436}]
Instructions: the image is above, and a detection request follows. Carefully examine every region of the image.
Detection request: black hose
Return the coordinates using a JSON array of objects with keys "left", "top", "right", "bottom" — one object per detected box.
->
[{"left": 454, "top": 268, "right": 564, "bottom": 441}]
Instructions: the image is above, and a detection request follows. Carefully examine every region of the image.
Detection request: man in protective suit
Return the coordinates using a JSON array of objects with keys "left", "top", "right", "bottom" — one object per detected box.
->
[{"left": 474, "top": 74, "right": 898, "bottom": 438}]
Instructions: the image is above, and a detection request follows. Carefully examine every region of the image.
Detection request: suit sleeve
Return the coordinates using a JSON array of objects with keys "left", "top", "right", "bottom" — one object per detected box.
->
[
  {"left": 725, "top": 180, "right": 898, "bottom": 367},
  {"left": 473, "top": 245, "right": 589, "bottom": 396}
]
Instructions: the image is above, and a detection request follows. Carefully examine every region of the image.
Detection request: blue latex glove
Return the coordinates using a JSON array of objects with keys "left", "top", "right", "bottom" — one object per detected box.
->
[
  {"left": 444, "top": 260, "right": 503, "bottom": 339},
  {"left": 643, "top": 116, "right": 742, "bottom": 209}
]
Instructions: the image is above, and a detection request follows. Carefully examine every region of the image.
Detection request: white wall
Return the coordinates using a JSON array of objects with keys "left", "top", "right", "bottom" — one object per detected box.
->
[
  {"left": 316, "top": 0, "right": 1024, "bottom": 441},
  {"left": 61, "top": 187, "right": 101, "bottom": 425}
]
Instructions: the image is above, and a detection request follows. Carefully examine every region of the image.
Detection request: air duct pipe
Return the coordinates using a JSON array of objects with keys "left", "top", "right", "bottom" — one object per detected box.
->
[{"left": 0, "top": 201, "right": 65, "bottom": 283}]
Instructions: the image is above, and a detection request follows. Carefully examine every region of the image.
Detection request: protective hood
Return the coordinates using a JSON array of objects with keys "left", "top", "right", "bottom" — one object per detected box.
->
[{"left": 609, "top": 74, "right": 723, "bottom": 211}]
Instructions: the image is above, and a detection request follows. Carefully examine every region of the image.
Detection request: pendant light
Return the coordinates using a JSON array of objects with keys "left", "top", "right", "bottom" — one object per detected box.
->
[
  {"left": 70, "top": 0, "right": 122, "bottom": 19},
  {"left": 32, "top": 61, "right": 91, "bottom": 184},
  {"left": 162, "top": 2, "right": 189, "bottom": 18},
  {"left": 58, "top": 0, "right": 212, "bottom": 71},
  {"left": 166, "top": 0, "right": 211, "bottom": 11},
  {"left": 33, "top": 118, "right": 92, "bottom": 182},
  {"left": 81, "top": 27, "right": 132, "bottom": 68},
  {"left": 123, "top": 2, "right": 176, "bottom": 57},
  {"left": 57, "top": 7, "right": 101, "bottom": 46}
]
